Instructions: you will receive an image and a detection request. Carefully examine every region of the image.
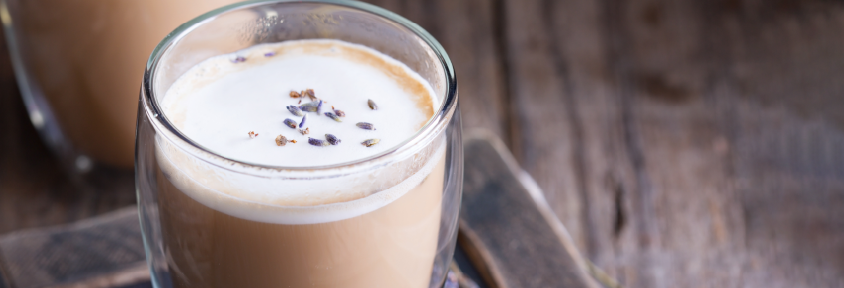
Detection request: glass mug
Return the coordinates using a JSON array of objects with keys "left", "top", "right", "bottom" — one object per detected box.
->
[
  {"left": 0, "top": 0, "right": 241, "bottom": 176},
  {"left": 135, "top": 1, "right": 462, "bottom": 287}
]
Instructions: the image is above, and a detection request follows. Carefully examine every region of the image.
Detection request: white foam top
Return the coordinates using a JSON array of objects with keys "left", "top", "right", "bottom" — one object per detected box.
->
[
  {"left": 162, "top": 39, "right": 438, "bottom": 167},
  {"left": 155, "top": 39, "right": 446, "bottom": 224}
]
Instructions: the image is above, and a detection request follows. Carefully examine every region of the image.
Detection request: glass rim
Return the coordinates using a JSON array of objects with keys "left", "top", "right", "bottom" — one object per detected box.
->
[{"left": 141, "top": 0, "right": 457, "bottom": 172}]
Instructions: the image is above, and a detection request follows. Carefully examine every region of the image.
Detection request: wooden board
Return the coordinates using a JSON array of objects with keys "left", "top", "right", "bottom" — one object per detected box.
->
[
  {"left": 0, "top": 208, "right": 147, "bottom": 288},
  {"left": 459, "top": 132, "right": 600, "bottom": 288}
]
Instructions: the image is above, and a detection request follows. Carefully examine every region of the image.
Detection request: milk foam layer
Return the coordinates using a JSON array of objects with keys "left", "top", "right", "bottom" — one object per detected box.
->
[
  {"left": 155, "top": 39, "right": 446, "bottom": 224},
  {"left": 162, "top": 40, "right": 438, "bottom": 167}
]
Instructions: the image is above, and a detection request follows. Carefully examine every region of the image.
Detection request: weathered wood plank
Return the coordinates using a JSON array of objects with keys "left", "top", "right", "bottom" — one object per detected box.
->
[
  {"left": 0, "top": 207, "right": 146, "bottom": 288},
  {"left": 716, "top": 2, "right": 844, "bottom": 286},
  {"left": 607, "top": 0, "right": 844, "bottom": 287},
  {"left": 503, "top": 0, "right": 844, "bottom": 287},
  {"left": 459, "top": 132, "right": 599, "bottom": 288},
  {"left": 501, "top": 0, "right": 622, "bottom": 274},
  {"left": 601, "top": 1, "right": 747, "bottom": 286},
  {"left": 0, "top": 261, "right": 8, "bottom": 288}
]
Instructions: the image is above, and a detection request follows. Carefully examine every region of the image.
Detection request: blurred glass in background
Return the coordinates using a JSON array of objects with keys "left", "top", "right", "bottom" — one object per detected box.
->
[{"left": 0, "top": 0, "right": 241, "bottom": 178}]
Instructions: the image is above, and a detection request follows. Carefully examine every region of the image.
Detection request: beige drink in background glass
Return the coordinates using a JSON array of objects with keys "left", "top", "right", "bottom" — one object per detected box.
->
[
  {"left": 136, "top": 1, "right": 462, "bottom": 287},
  {"left": 1, "top": 0, "right": 241, "bottom": 170}
]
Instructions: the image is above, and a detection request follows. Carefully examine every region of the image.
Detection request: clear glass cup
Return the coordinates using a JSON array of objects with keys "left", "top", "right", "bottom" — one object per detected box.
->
[
  {"left": 135, "top": 1, "right": 462, "bottom": 287},
  {"left": 0, "top": 0, "right": 242, "bottom": 177}
]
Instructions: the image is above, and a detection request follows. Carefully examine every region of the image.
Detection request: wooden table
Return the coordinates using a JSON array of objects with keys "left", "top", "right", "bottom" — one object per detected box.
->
[{"left": 3, "top": 0, "right": 844, "bottom": 287}]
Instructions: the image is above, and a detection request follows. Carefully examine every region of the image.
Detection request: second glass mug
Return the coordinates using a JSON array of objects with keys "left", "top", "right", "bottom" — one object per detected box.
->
[
  {"left": 1, "top": 0, "right": 243, "bottom": 173},
  {"left": 135, "top": 1, "right": 462, "bottom": 287}
]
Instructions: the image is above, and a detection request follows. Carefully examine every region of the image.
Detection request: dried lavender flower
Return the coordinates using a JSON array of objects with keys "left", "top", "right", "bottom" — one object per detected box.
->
[
  {"left": 308, "top": 137, "right": 329, "bottom": 146},
  {"left": 275, "top": 135, "right": 289, "bottom": 146},
  {"left": 356, "top": 122, "right": 376, "bottom": 130},
  {"left": 332, "top": 106, "right": 346, "bottom": 117},
  {"left": 304, "top": 89, "right": 317, "bottom": 101},
  {"left": 264, "top": 51, "right": 276, "bottom": 57},
  {"left": 367, "top": 99, "right": 378, "bottom": 110},
  {"left": 299, "top": 114, "right": 307, "bottom": 128},
  {"left": 300, "top": 101, "right": 319, "bottom": 107},
  {"left": 289, "top": 91, "right": 302, "bottom": 98},
  {"left": 361, "top": 139, "right": 380, "bottom": 147},
  {"left": 287, "top": 105, "right": 303, "bottom": 116},
  {"left": 248, "top": 131, "right": 258, "bottom": 139},
  {"left": 324, "top": 112, "right": 342, "bottom": 122},
  {"left": 283, "top": 118, "right": 297, "bottom": 128},
  {"left": 316, "top": 100, "right": 324, "bottom": 114},
  {"left": 232, "top": 56, "right": 246, "bottom": 63},
  {"left": 300, "top": 105, "right": 318, "bottom": 112},
  {"left": 325, "top": 134, "right": 341, "bottom": 145}
]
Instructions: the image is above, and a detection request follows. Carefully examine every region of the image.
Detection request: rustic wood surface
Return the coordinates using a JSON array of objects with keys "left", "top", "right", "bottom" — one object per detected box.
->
[
  {"left": 3, "top": 0, "right": 844, "bottom": 287},
  {"left": 460, "top": 133, "right": 600, "bottom": 288},
  {"left": 0, "top": 207, "right": 147, "bottom": 288}
]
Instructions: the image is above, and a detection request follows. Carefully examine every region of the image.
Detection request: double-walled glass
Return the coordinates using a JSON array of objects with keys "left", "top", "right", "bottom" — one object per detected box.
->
[{"left": 136, "top": 1, "right": 462, "bottom": 287}]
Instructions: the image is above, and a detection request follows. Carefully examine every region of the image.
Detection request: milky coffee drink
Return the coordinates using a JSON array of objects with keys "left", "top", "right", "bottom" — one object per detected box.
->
[
  {"left": 155, "top": 40, "right": 445, "bottom": 288},
  {"left": 11, "top": 0, "right": 240, "bottom": 167}
]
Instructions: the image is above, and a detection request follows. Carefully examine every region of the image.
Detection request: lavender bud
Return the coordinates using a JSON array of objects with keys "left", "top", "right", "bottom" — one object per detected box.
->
[
  {"left": 304, "top": 89, "right": 317, "bottom": 101},
  {"left": 361, "top": 139, "right": 380, "bottom": 147},
  {"left": 356, "top": 122, "right": 376, "bottom": 130},
  {"left": 324, "top": 112, "right": 342, "bottom": 122},
  {"left": 287, "top": 105, "right": 303, "bottom": 116},
  {"left": 308, "top": 137, "right": 329, "bottom": 147},
  {"left": 325, "top": 134, "right": 341, "bottom": 145},
  {"left": 283, "top": 118, "right": 297, "bottom": 128}
]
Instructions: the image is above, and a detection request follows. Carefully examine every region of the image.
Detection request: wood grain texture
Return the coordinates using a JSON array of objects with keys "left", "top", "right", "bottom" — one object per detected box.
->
[
  {"left": 0, "top": 207, "right": 146, "bottom": 288},
  {"left": 502, "top": 0, "right": 844, "bottom": 286},
  {"left": 607, "top": 0, "right": 844, "bottom": 286},
  {"left": 500, "top": 0, "right": 623, "bottom": 273},
  {"left": 456, "top": 133, "right": 599, "bottom": 288}
]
